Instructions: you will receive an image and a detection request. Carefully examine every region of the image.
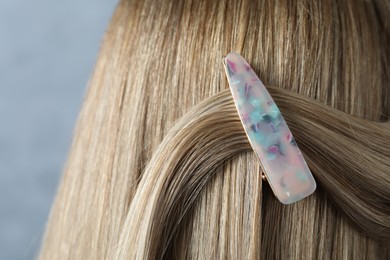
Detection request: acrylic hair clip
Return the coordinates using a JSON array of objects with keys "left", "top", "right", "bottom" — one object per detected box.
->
[{"left": 223, "top": 52, "right": 316, "bottom": 204}]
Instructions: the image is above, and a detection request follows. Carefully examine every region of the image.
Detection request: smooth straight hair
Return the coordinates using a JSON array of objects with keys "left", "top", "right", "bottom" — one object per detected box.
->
[{"left": 40, "top": 0, "right": 390, "bottom": 259}]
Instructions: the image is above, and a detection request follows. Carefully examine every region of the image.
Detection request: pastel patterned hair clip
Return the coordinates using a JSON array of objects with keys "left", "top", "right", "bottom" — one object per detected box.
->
[{"left": 223, "top": 52, "right": 316, "bottom": 204}]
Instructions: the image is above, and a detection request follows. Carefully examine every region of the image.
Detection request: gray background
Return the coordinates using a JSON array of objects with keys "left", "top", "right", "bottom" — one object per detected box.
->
[{"left": 0, "top": 1, "right": 118, "bottom": 259}]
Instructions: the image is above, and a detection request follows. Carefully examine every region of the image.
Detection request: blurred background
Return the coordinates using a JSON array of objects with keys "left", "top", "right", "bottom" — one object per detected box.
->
[{"left": 0, "top": 1, "right": 118, "bottom": 259}]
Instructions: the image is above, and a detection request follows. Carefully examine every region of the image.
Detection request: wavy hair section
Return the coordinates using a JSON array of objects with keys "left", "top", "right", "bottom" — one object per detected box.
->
[{"left": 116, "top": 88, "right": 390, "bottom": 259}]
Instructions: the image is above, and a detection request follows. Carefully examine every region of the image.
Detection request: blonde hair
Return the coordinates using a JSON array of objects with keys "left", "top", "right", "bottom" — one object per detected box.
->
[{"left": 40, "top": 0, "right": 390, "bottom": 259}]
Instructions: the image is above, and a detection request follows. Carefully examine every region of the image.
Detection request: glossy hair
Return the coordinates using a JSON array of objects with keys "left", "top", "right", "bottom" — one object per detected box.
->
[{"left": 40, "top": 0, "right": 390, "bottom": 259}]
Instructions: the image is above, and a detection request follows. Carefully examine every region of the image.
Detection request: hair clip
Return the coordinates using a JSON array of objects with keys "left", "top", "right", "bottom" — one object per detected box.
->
[{"left": 223, "top": 52, "right": 316, "bottom": 204}]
